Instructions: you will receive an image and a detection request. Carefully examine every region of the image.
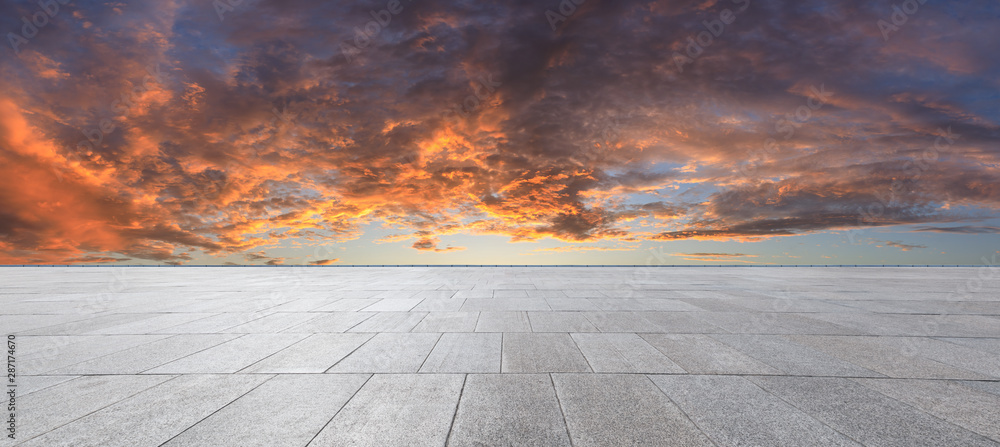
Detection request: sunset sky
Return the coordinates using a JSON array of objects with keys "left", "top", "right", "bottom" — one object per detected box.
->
[{"left": 1, "top": 0, "right": 998, "bottom": 265}]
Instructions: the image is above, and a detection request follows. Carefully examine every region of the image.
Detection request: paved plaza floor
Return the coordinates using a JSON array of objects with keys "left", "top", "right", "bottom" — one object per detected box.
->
[{"left": 1, "top": 266, "right": 999, "bottom": 446}]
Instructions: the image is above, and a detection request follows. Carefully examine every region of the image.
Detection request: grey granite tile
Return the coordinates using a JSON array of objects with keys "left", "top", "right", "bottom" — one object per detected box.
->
[
  {"left": 525, "top": 290, "right": 567, "bottom": 298},
  {"left": 85, "top": 313, "right": 216, "bottom": 335},
  {"left": 554, "top": 374, "right": 714, "bottom": 447},
  {"left": 494, "top": 290, "right": 530, "bottom": 298},
  {"left": 144, "top": 333, "right": 308, "bottom": 374},
  {"left": 152, "top": 312, "right": 273, "bottom": 333},
  {"left": 730, "top": 297, "right": 856, "bottom": 313},
  {"left": 360, "top": 298, "right": 424, "bottom": 312},
  {"left": 242, "top": 333, "right": 374, "bottom": 373},
  {"left": 461, "top": 298, "right": 550, "bottom": 311},
  {"left": 572, "top": 333, "right": 684, "bottom": 373},
  {"left": 501, "top": 333, "right": 591, "bottom": 373},
  {"left": 589, "top": 298, "right": 702, "bottom": 312},
  {"left": 582, "top": 312, "right": 666, "bottom": 332},
  {"left": 674, "top": 297, "right": 748, "bottom": 312},
  {"left": 17, "top": 313, "right": 161, "bottom": 336},
  {"left": 634, "top": 299, "right": 705, "bottom": 312},
  {"left": 327, "top": 332, "right": 441, "bottom": 373},
  {"left": 419, "top": 333, "right": 502, "bottom": 373},
  {"left": 588, "top": 298, "right": 649, "bottom": 311},
  {"left": 528, "top": 312, "right": 599, "bottom": 332},
  {"left": 50, "top": 334, "right": 238, "bottom": 374},
  {"left": 562, "top": 290, "right": 607, "bottom": 298},
  {"left": 1, "top": 314, "right": 91, "bottom": 334},
  {"left": 855, "top": 378, "right": 1000, "bottom": 442},
  {"left": 710, "top": 333, "right": 882, "bottom": 377},
  {"left": 583, "top": 312, "right": 718, "bottom": 333},
  {"left": 643, "top": 333, "right": 782, "bottom": 375},
  {"left": 544, "top": 297, "right": 601, "bottom": 311},
  {"left": 263, "top": 299, "right": 334, "bottom": 312},
  {"left": 449, "top": 374, "right": 570, "bottom": 446},
  {"left": 369, "top": 290, "right": 419, "bottom": 299},
  {"left": 420, "top": 333, "right": 502, "bottom": 373},
  {"left": 872, "top": 337, "right": 1000, "bottom": 379},
  {"left": 937, "top": 337, "right": 1000, "bottom": 355},
  {"left": 809, "top": 313, "right": 1000, "bottom": 337},
  {"left": 913, "top": 315, "right": 1000, "bottom": 338},
  {"left": 347, "top": 312, "right": 428, "bottom": 332},
  {"left": 958, "top": 380, "right": 1000, "bottom": 396},
  {"left": 312, "top": 298, "right": 381, "bottom": 312},
  {"left": 750, "top": 376, "right": 999, "bottom": 447},
  {"left": 18, "top": 374, "right": 271, "bottom": 447},
  {"left": 16, "top": 375, "right": 78, "bottom": 396},
  {"left": 789, "top": 335, "right": 991, "bottom": 379},
  {"left": 220, "top": 312, "right": 321, "bottom": 333},
  {"left": 308, "top": 374, "right": 464, "bottom": 446},
  {"left": 15, "top": 375, "right": 173, "bottom": 441},
  {"left": 694, "top": 312, "right": 858, "bottom": 335},
  {"left": 475, "top": 311, "right": 531, "bottom": 332},
  {"left": 283, "top": 312, "right": 373, "bottom": 333},
  {"left": 162, "top": 374, "right": 370, "bottom": 447},
  {"left": 411, "top": 290, "right": 458, "bottom": 300},
  {"left": 410, "top": 298, "right": 467, "bottom": 312},
  {"left": 650, "top": 375, "right": 861, "bottom": 446},
  {"left": 21, "top": 334, "right": 170, "bottom": 374},
  {"left": 453, "top": 290, "right": 494, "bottom": 299},
  {"left": 412, "top": 312, "right": 480, "bottom": 332}
]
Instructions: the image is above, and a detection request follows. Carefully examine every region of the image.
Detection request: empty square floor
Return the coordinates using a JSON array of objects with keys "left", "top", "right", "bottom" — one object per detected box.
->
[{"left": 2, "top": 266, "right": 1000, "bottom": 446}]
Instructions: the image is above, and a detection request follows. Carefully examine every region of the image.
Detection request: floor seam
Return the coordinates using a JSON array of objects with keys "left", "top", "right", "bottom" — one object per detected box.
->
[{"left": 155, "top": 374, "right": 277, "bottom": 447}]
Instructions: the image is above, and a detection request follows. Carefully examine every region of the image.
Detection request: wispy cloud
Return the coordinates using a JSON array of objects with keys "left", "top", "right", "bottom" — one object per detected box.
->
[
  {"left": 533, "top": 245, "right": 639, "bottom": 253},
  {"left": 913, "top": 226, "right": 1000, "bottom": 234},
  {"left": 672, "top": 252, "right": 760, "bottom": 263},
  {"left": 878, "top": 241, "right": 928, "bottom": 251},
  {"left": 674, "top": 253, "right": 759, "bottom": 258}
]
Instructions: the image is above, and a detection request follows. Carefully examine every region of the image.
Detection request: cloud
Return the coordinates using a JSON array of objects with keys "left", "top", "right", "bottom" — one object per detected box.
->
[
  {"left": 62, "top": 256, "right": 132, "bottom": 264},
  {"left": 878, "top": 241, "right": 928, "bottom": 251},
  {"left": 913, "top": 226, "right": 1000, "bottom": 234},
  {"left": 533, "top": 245, "right": 639, "bottom": 253},
  {"left": 412, "top": 237, "right": 465, "bottom": 253},
  {"left": 672, "top": 252, "right": 760, "bottom": 263},
  {"left": 309, "top": 258, "right": 339, "bottom": 265},
  {"left": 673, "top": 253, "right": 759, "bottom": 258},
  {"left": 0, "top": 0, "right": 998, "bottom": 263},
  {"left": 244, "top": 251, "right": 284, "bottom": 265}
]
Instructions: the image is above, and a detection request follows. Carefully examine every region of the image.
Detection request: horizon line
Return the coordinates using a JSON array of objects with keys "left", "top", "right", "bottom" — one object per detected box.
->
[{"left": 0, "top": 264, "right": 986, "bottom": 268}]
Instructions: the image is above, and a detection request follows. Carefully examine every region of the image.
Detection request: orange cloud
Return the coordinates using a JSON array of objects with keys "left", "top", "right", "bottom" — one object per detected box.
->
[{"left": 0, "top": 0, "right": 997, "bottom": 264}]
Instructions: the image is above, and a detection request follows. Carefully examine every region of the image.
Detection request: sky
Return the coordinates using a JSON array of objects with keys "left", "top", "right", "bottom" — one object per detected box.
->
[{"left": 0, "top": 0, "right": 998, "bottom": 265}]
